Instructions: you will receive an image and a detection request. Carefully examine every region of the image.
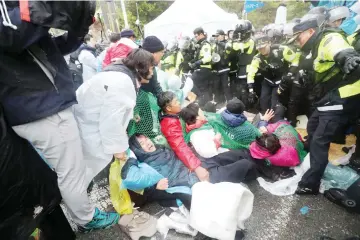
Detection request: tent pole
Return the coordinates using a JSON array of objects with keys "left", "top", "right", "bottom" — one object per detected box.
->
[{"left": 120, "top": 0, "right": 129, "bottom": 29}]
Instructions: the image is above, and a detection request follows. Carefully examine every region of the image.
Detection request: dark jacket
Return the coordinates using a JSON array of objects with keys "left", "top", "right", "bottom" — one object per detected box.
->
[
  {"left": 0, "top": 6, "right": 87, "bottom": 126},
  {"left": 140, "top": 67, "right": 163, "bottom": 98},
  {"left": 128, "top": 135, "right": 199, "bottom": 188}
]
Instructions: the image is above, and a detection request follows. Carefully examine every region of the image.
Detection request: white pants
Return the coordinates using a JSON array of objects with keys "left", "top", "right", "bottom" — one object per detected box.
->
[{"left": 13, "top": 108, "right": 95, "bottom": 225}]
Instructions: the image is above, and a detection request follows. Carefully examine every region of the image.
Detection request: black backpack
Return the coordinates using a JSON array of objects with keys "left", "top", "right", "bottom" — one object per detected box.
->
[{"left": 68, "top": 49, "right": 84, "bottom": 90}]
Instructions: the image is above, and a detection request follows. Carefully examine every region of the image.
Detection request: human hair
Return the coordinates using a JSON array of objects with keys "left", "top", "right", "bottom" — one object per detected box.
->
[
  {"left": 255, "top": 133, "right": 281, "bottom": 155},
  {"left": 84, "top": 34, "right": 93, "bottom": 44},
  {"left": 157, "top": 91, "right": 176, "bottom": 112},
  {"left": 123, "top": 48, "right": 155, "bottom": 80},
  {"left": 180, "top": 103, "right": 199, "bottom": 125},
  {"left": 109, "top": 33, "right": 121, "bottom": 43}
]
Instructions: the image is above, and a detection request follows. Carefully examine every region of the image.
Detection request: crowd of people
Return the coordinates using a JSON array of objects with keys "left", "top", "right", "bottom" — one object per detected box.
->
[{"left": 1, "top": 1, "right": 360, "bottom": 239}]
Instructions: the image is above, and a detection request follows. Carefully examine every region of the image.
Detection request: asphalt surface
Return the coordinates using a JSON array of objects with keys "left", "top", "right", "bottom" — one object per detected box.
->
[{"left": 75, "top": 179, "right": 360, "bottom": 240}]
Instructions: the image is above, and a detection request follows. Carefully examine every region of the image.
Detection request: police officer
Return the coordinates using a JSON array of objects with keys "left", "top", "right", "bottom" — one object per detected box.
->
[
  {"left": 212, "top": 29, "right": 231, "bottom": 104},
  {"left": 278, "top": 22, "right": 308, "bottom": 127},
  {"left": 247, "top": 33, "right": 299, "bottom": 114},
  {"left": 226, "top": 20, "right": 256, "bottom": 107},
  {"left": 161, "top": 39, "right": 179, "bottom": 73},
  {"left": 326, "top": 6, "right": 350, "bottom": 28},
  {"left": 290, "top": 19, "right": 360, "bottom": 194},
  {"left": 177, "top": 36, "right": 196, "bottom": 77},
  {"left": 190, "top": 27, "right": 213, "bottom": 106}
]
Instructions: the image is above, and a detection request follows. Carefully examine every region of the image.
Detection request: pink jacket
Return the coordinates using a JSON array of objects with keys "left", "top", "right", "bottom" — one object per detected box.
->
[{"left": 249, "top": 121, "right": 302, "bottom": 167}]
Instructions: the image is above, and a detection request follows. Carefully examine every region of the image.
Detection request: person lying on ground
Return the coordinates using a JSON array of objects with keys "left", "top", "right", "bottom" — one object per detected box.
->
[
  {"left": 180, "top": 99, "right": 261, "bottom": 156},
  {"left": 128, "top": 134, "right": 258, "bottom": 208},
  {"left": 249, "top": 104, "right": 307, "bottom": 167}
]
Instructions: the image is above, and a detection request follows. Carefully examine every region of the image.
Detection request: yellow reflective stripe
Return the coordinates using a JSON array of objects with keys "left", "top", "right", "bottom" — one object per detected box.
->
[
  {"left": 175, "top": 51, "right": 183, "bottom": 69},
  {"left": 247, "top": 56, "right": 260, "bottom": 84},
  {"left": 282, "top": 46, "right": 296, "bottom": 63},
  {"left": 247, "top": 39, "right": 255, "bottom": 54},
  {"left": 200, "top": 43, "right": 212, "bottom": 64},
  {"left": 339, "top": 80, "right": 360, "bottom": 98}
]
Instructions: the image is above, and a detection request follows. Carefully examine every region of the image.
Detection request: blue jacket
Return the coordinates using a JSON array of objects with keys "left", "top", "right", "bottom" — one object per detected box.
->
[{"left": 0, "top": 6, "right": 83, "bottom": 126}]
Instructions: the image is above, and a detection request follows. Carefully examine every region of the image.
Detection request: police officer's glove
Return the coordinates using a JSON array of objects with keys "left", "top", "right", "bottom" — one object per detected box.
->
[
  {"left": 278, "top": 73, "right": 294, "bottom": 95},
  {"left": 248, "top": 89, "right": 258, "bottom": 105},
  {"left": 189, "top": 60, "right": 201, "bottom": 70},
  {"left": 344, "top": 56, "right": 360, "bottom": 74}
]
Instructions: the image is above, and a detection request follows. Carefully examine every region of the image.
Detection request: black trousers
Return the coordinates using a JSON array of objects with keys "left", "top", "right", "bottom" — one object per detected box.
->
[
  {"left": 230, "top": 77, "right": 250, "bottom": 108},
  {"left": 260, "top": 80, "right": 279, "bottom": 114},
  {"left": 214, "top": 71, "right": 231, "bottom": 103},
  {"left": 287, "top": 83, "right": 308, "bottom": 127},
  {"left": 201, "top": 149, "right": 258, "bottom": 184},
  {"left": 300, "top": 110, "right": 351, "bottom": 188},
  {"left": 192, "top": 68, "right": 213, "bottom": 107},
  {"left": 38, "top": 205, "right": 75, "bottom": 240}
]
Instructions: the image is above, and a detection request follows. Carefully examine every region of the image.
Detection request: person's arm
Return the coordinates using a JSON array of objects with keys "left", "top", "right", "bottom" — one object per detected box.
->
[
  {"left": 161, "top": 119, "right": 201, "bottom": 171},
  {"left": 99, "top": 76, "right": 135, "bottom": 157},
  {"left": 247, "top": 55, "right": 261, "bottom": 89},
  {"left": 0, "top": 6, "right": 49, "bottom": 53},
  {"left": 199, "top": 43, "right": 212, "bottom": 65}
]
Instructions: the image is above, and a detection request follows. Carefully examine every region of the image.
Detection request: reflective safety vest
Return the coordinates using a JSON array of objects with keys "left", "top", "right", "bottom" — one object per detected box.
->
[
  {"left": 347, "top": 31, "right": 360, "bottom": 52},
  {"left": 194, "top": 39, "right": 212, "bottom": 69},
  {"left": 309, "top": 29, "right": 360, "bottom": 111},
  {"left": 247, "top": 45, "right": 296, "bottom": 84},
  {"left": 226, "top": 39, "right": 256, "bottom": 75}
]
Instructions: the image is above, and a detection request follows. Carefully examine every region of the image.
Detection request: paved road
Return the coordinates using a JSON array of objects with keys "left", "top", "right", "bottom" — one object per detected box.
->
[{"left": 75, "top": 180, "right": 360, "bottom": 240}]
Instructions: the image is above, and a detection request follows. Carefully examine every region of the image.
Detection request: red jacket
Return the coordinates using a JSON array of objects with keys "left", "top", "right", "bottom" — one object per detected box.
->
[
  {"left": 160, "top": 115, "right": 201, "bottom": 171},
  {"left": 102, "top": 38, "right": 138, "bottom": 68}
]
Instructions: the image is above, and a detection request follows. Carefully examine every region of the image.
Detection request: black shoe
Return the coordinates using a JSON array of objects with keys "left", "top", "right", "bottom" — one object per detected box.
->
[{"left": 295, "top": 185, "right": 319, "bottom": 195}]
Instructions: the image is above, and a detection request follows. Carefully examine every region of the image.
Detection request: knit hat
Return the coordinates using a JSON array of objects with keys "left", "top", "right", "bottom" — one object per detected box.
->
[
  {"left": 142, "top": 36, "right": 164, "bottom": 53},
  {"left": 121, "top": 29, "right": 136, "bottom": 38},
  {"left": 226, "top": 98, "right": 246, "bottom": 114}
]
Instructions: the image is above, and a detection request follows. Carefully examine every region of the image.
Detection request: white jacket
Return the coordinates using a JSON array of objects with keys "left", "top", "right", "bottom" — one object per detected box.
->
[
  {"left": 74, "top": 71, "right": 137, "bottom": 185},
  {"left": 78, "top": 50, "right": 99, "bottom": 82}
]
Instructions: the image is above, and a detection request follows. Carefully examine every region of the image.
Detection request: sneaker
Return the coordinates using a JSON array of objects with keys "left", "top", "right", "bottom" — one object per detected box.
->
[
  {"left": 78, "top": 208, "right": 120, "bottom": 233},
  {"left": 119, "top": 210, "right": 157, "bottom": 240},
  {"left": 295, "top": 185, "right": 319, "bottom": 195}
]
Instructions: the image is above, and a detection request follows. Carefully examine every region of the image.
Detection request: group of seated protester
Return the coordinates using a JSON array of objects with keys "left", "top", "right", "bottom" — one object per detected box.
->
[{"left": 121, "top": 90, "right": 307, "bottom": 210}]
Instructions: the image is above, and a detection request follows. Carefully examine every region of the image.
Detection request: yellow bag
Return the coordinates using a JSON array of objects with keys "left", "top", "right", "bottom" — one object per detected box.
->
[{"left": 109, "top": 160, "right": 133, "bottom": 215}]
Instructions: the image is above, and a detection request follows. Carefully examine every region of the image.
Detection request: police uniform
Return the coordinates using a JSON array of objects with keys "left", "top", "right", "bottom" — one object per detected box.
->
[
  {"left": 191, "top": 30, "right": 213, "bottom": 106},
  {"left": 226, "top": 38, "right": 256, "bottom": 106},
  {"left": 161, "top": 48, "right": 180, "bottom": 73},
  {"left": 293, "top": 19, "right": 360, "bottom": 194},
  {"left": 247, "top": 42, "right": 298, "bottom": 114},
  {"left": 212, "top": 30, "right": 231, "bottom": 103}
]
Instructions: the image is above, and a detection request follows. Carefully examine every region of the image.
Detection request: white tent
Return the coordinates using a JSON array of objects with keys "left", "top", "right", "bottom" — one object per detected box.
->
[{"left": 144, "top": 0, "right": 238, "bottom": 42}]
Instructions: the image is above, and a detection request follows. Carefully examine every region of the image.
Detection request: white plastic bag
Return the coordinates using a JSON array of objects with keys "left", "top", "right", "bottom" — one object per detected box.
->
[
  {"left": 190, "top": 182, "right": 254, "bottom": 240},
  {"left": 256, "top": 153, "right": 310, "bottom": 196}
]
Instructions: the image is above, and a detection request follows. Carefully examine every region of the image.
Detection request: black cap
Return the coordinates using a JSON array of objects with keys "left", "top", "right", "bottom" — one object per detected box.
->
[
  {"left": 212, "top": 29, "right": 225, "bottom": 37},
  {"left": 287, "top": 19, "right": 318, "bottom": 44},
  {"left": 121, "top": 29, "right": 136, "bottom": 38},
  {"left": 194, "top": 27, "right": 205, "bottom": 35},
  {"left": 226, "top": 98, "right": 246, "bottom": 114}
]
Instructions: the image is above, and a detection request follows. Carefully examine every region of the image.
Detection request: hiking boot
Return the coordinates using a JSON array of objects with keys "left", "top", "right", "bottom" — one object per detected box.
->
[
  {"left": 119, "top": 210, "right": 157, "bottom": 240},
  {"left": 295, "top": 185, "right": 319, "bottom": 195},
  {"left": 78, "top": 208, "right": 120, "bottom": 233}
]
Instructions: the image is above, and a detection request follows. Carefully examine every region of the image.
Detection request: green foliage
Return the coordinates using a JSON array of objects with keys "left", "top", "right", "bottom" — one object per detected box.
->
[{"left": 116, "top": 0, "right": 172, "bottom": 36}]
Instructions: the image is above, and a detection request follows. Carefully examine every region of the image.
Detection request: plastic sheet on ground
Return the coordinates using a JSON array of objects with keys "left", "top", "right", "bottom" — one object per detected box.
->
[
  {"left": 257, "top": 149, "right": 357, "bottom": 196},
  {"left": 256, "top": 153, "right": 310, "bottom": 196}
]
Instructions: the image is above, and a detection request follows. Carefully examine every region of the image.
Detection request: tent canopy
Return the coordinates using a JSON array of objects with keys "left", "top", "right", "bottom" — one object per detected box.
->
[{"left": 144, "top": 0, "right": 238, "bottom": 42}]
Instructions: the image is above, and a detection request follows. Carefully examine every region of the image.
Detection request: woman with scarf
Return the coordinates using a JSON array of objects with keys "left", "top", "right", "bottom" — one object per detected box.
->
[{"left": 249, "top": 104, "right": 307, "bottom": 167}]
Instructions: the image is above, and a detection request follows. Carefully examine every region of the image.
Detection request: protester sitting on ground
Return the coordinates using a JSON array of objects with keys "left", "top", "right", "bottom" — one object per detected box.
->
[
  {"left": 180, "top": 98, "right": 261, "bottom": 153},
  {"left": 74, "top": 49, "right": 155, "bottom": 186},
  {"left": 158, "top": 92, "right": 258, "bottom": 182},
  {"left": 249, "top": 104, "right": 307, "bottom": 167},
  {"left": 102, "top": 29, "right": 138, "bottom": 68},
  {"left": 128, "top": 134, "right": 258, "bottom": 206}
]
